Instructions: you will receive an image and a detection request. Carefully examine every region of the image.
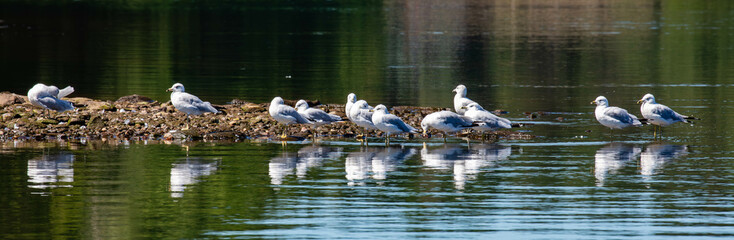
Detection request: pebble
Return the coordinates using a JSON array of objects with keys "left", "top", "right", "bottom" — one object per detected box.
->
[{"left": 0, "top": 94, "right": 533, "bottom": 142}]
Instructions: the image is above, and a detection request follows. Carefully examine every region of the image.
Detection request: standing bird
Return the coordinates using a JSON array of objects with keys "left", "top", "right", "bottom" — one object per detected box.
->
[
  {"left": 591, "top": 96, "right": 643, "bottom": 130},
  {"left": 371, "top": 104, "right": 419, "bottom": 144},
  {"left": 463, "top": 103, "right": 512, "bottom": 140},
  {"left": 638, "top": 93, "right": 696, "bottom": 137},
  {"left": 294, "top": 99, "right": 342, "bottom": 138},
  {"left": 420, "top": 111, "right": 477, "bottom": 142},
  {"left": 269, "top": 97, "right": 313, "bottom": 139},
  {"left": 349, "top": 100, "right": 377, "bottom": 143},
  {"left": 167, "top": 83, "right": 218, "bottom": 130},
  {"left": 345, "top": 93, "right": 372, "bottom": 121},
  {"left": 345, "top": 93, "right": 357, "bottom": 121},
  {"left": 27, "top": 83, "right": 75, "bottom": 115},
  {"left": 453, "top": 84, "right": 478, "bottom": 115}
]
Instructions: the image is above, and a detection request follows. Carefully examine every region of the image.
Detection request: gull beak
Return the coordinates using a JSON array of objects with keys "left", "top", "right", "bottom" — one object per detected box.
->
[
  {"left": 636, "top": 99, "right": 643, "bottom": 104},
  {"left": 369, "top": 109, "right": 374, "bottom": 112},
  {"left": 460, "top": 106, "right": 467, "bottom": 110},
  {"left": 166, "top": 88, "right": 173, "bottom": 92},
  {"left": 590, "top": 101, "right": 596, "bottom": 104},
  {"left": 452, "top": 89, "right": 457, "bottom": 93}
]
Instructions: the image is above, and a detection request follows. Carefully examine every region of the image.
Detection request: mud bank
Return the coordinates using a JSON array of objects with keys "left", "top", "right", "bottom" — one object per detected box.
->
[{"left": 0, "top": 92, "right": 532, "bottom": 142}]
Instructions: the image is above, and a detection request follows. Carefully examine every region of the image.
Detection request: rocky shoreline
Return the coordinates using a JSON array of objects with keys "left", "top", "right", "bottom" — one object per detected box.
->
[{"left": 0, "top": 92, "right": 532, "bottom": 142}]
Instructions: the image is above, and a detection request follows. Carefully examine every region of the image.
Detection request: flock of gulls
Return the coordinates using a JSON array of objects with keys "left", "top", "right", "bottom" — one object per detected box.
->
[{"left": 26, "top": 82, "right": 697, "bottom": 143}]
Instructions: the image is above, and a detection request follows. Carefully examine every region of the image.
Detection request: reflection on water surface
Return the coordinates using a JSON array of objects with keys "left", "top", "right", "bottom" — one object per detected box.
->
[{"left": 2, "top": 0, "right": 734, "bottom": 238}]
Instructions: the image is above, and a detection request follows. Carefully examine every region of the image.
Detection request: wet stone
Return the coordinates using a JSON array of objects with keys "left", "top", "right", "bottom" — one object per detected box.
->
[
  {"left": 36, "top": 118, "right": 58, "bottom": 125},
  {"left": 0, "top": 93, "right": 532, "bottom": 142}
]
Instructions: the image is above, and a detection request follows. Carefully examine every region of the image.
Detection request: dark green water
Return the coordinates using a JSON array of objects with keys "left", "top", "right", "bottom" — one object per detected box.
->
[{"left": 2, "top": 0, "right": 734, "bottom": 238}]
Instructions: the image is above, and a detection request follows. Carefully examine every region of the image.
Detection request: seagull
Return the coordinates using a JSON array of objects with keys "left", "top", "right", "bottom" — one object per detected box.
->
[
  {"left": 420, "top": 111, "right": 477, "bottom": 142},
  {"left": 345, "top": 93, "right": 372, "bottom": 121},
  {"left": 27, "top": 83, "right": 75, "bottom": 116},
  {"left": 453, "top": 84, "right": 478, "bottom": 115},
  {"left": 591, "top": 96, "right": 643, "bottom": 130},
  {"left": 167, "top": 83, "right": 218, "bottom": 130},
  {"left": 345, "top": 93, "right": 357, "bottom": 121},
  {"left": 294, "top": 99, "right": 342, "bottom": 138},
  {"left": 371, "top": 104, "right": 419, "bottom": 144},
  {"left": 462, "top": 103, "right": 512, "bottom": 140},
  {"left": 349, "top": 100, "right": 377, "bottom": 144},
  {"left": 269, "top": 97, "right": 313, "bottom": 139},
  {"left": 637, "top": 93, "right": 696, "bottom": 137}
]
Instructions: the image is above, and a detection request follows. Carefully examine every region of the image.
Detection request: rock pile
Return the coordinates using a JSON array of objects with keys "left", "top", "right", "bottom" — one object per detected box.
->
[{"left": 0, "top": 92, "right": 532, "bottom": 142}]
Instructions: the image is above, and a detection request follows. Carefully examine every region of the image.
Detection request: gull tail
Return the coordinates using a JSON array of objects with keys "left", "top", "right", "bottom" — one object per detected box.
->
[
  {"left": 58, "top": 86, "right": 74, "bottom": 98},
  {"left": 638, "top": 118, "right": 649, "bottom": 125},
  {"left": 684, "top": 116, "right": 699, "bottom": 120},
  {"left": 211, "top": 104, "right": 226, "bottom": 114},
  {"left": 511, "top": 123, "right": 527, "bottom": 128}
]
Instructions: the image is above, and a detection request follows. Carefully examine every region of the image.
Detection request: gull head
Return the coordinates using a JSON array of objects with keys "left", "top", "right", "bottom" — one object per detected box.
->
[
  {"left": 167, "top": 83, "right": 185, "bottom": 93},
  {"left": 637, "top": 93, "right": 655, "bottom": 104},
  {"left": 353, "top": 100, "right": 370, "bottom": 110},
  {"left": 294, "top": 100, "right": 309, "bottom": 111},
  {"left": 347, "top": 93, "right": 357, "bottom": 103},
  {"left": 372, "top": 104, "right": 388, "bottom": 114},
  {"left": 452, "top": 84, "right": 467, "bottom": 94},
  {"left": 592, "top": 96, "right": 608, "bottom": 107},
  {"left": 271, "top": 97, "right": 285, "bottom": 106},
  {"left": 420, "top": 116, "right": 432, "bottom": 137}
]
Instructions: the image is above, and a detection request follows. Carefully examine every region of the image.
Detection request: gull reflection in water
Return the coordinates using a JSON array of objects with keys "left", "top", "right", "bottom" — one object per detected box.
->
[
  {"left": 594, "top": 143, "right": 641, "bottom": 187},
  {"left": 170, "top": 158, "right": 219, "bottom": 198},
  {"left": 297, "top": 146, "right": 344, "bottom": 178},
  {"left": 27, "top": 151, "right": 75, "bottom": 194},
  {"left": 421, "top": 144, "right": 511, "bottom": 190},
  {"left": 372, "top": 147, "right": 416, "bottom": 182},
  {"left": 344, "top": 147, "right": 415, "bottom": 185},
  {"left": 269, "top": 145, "right": 343, "bottom": 185},
  {"left": 345, "top": 147, "right": 379, "bottom": 185},
  {"left": 640, "top": 144, "right": 688, "bottom": 178}
]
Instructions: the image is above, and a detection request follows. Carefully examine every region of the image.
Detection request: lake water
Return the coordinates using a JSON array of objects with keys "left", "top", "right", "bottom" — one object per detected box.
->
[{"left": 2, "top": 0, "right": 734, "bottom": 239}]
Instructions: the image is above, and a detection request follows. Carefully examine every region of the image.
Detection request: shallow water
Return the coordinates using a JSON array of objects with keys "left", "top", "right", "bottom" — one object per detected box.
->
[
  {"left": 2, "top": 0, "right": 734, "bottom": 239},
  {"left": 1, "top": 138, "right": 733, "bottom": 239}
]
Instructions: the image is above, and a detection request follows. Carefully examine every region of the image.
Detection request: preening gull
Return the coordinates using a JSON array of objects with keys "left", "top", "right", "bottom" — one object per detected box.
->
[
  {"left": 167, "top": 83, "right": 218, "bottom": 129},
  {"left": 591, "top": 96, "right": 643, "bottom": 130},
  {"left": 27, "top": 83, "right": 75, "bottom": 114},
  {"left": 295, "top": 99, "right": 342, "bottom": 138},
  {"left": 463, "top": 103, "right": 512, "bottom": 133},
  {"left": 269, "top": 97, "right": 313, "bottom": 139},
  {"left": 637, "top": 93, "right": 696, "bottom": 137},
  {"left": 453, "top": 84, "right": 478, "bottom": 115},
  {"left": 420, "top": 111, "right": 476, "bottom": 142},
  {"left": 371, "top": 104, "right": 419, "bottom": 144},
  {"left": 349, "top": 100, "right": 377, "bottom": 143}
]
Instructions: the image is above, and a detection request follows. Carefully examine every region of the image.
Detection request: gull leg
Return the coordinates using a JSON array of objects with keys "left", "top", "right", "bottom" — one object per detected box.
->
[
  {"left": 182, "top": 115, "right": 191, "bottom": 130},
  {"left": 281, "top": 125, "right": 288, "bottom": 139},
  {"left": 359, "top": 129, "right": 365, "bottom": 146}
]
